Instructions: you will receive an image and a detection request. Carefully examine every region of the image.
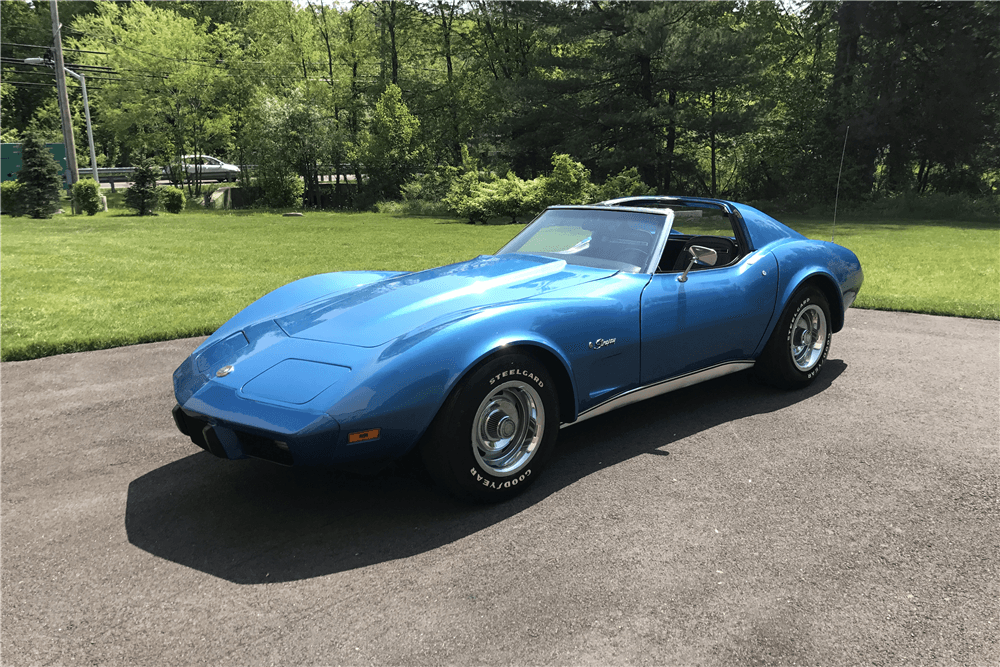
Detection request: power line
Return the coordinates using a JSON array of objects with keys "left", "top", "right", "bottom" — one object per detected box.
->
[
  {"left": 3, "top": 81, "right": 56, "bottom": 88},
  {"left": 1, "top": 41, "right": 109, "bottom": 55}
]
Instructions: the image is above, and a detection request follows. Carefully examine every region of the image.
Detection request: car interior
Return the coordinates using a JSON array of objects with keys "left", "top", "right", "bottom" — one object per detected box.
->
[
  {"left": 600, "top": 197, "right": 746, "bottom": 275},
  {"left": 656, "top": 233, "right": 740, "bottom": 273}
]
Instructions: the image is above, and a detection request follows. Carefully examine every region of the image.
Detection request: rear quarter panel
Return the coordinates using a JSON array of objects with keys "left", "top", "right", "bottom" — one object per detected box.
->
[{"left": 750, "top": 240, "right": 864, "bottom": 356}]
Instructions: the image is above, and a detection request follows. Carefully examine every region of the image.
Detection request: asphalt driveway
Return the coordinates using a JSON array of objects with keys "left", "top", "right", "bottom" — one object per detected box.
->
[{"left": 1, "top": 309, "right": 997, "bottom": 665}]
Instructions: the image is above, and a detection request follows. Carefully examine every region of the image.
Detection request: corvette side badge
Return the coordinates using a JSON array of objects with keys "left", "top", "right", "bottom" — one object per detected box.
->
[{"left": 216, "top": 365, "right": 235, "bottom": 377}]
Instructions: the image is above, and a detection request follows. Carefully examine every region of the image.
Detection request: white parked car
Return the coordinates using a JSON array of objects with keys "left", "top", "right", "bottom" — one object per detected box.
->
[{"left": 179, "top": 155, "right": 240, "bottom": 182}]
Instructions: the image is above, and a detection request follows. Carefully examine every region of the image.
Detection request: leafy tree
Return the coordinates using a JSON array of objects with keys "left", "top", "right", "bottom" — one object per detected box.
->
[
  {"left": 16, "top": 131, "right": 63, "bottom": 219},
  {"left": 362, "top": 84, "right": 423, "bottom": 200},
  {"left": 73, "top": 2, "right": 236, "bottom": 195},
  {"left": 125, "top": 158, "right": 160, "bottom": 216}
]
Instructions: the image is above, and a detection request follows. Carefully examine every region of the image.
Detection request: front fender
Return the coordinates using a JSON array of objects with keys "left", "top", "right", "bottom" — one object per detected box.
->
[{"left": 331, "top": 273, "right": 647, "bottom": 456}]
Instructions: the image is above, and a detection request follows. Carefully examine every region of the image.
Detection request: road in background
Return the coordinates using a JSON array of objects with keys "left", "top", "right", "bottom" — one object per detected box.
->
[{"left": 1, "top": 310, "right": 997, "bottom": 665}]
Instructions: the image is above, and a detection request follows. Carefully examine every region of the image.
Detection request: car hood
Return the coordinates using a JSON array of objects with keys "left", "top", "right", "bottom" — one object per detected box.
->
[{"left": 274, "top": 254, "right": 613, "bottom": 347}]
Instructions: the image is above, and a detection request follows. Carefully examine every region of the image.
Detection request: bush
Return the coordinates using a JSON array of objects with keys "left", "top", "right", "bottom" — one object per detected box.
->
[
  {"left": 401, "top": 164, "right": 461, "bottom": 204},
  {"left": 260, "top": 174, "right": 304, "bottom": 209},
  {"left": 160, "top": 186, "right": 186, "bottom": 213},
  {"left": 16, "top": 130, "right": 64, "bottom": 218},
  {"left": 443, "top": 170, "right": 496, "bottom": 223},
  {"left": 487, "top": 172, "right": 541, "bottom": 223},
  {"left": 125, "top": 158, "right": 161, "bottom": 215},
  {"left": 595, "top": 167, "right": 656, "bottom": 202},
  {"left": 537, "top": 154, "right": 597, "bottom": 209},
  {"left": 1, "top": 181, "right": 25, "bottom": 216},
  {"left": 72, "top": 178, "right": 103, "bottom": 216}
]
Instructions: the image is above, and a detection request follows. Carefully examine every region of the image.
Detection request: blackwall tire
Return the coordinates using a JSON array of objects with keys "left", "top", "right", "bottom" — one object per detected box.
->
[
  {"left": 755, "top": 286, "right": 832, "bottom": 389},
  {"left": 420, "top": 353, "right": 560, "bottom": 502}
]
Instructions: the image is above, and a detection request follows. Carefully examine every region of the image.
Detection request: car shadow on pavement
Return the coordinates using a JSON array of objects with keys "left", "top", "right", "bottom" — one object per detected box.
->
[{"left": 125, "top": 361, "right": 845, "bottom": 584}]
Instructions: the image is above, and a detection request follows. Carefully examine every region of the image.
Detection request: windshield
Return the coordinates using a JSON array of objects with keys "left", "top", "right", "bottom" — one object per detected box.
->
[{"left": 497, "top": 208, "right": 668, "bottom": 273}]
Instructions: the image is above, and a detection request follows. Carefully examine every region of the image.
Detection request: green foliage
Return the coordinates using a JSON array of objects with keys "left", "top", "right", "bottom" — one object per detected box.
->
[
  {"left": 72, "top": 179, "right": 103, "bottom": 216},
  {"left": 244, "top": 92, "right": 327, "bottom": 208},
  {"left": 4, "top": 0, "right": 988, "bottom": 213},
  {"left": 536, "top": 154, "right": 597, "bottom": 209},
  {"left": 1, "top": 181, "right": 25, "bottom": 217},
  {"left": 443, "top": 153, "right": 597, "bottom": 223},
  {"left": 16, "top": 131, "right": 63, "bottom": 219},
  {"left": 160, "top": 186, "right": 187, "bottom": 214},
  {"left": 246, "top": 174, "right": 304, "bottom": 210},
  {"left": 362, "top": 84, "right": 423, "bottom": 200},
  {"left": 124, "top": 159, "right": 161, "bottom": 216},
  {"left": 402, "top": 165, "right": 462, "bottom": 204},
  {"left": 71, "top": 1, "right": 235, "bottom": 182},
  {"left": 595, "top": 168, "right": 656, "bottom": 202}
]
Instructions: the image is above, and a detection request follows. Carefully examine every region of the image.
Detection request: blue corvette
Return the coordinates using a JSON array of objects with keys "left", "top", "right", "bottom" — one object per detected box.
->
[{"left": 172, "top": 196, "right": 863, "bottom": 501}]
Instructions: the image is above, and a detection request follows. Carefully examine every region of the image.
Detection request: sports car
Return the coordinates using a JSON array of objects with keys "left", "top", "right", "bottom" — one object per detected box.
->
[{"left": 172, "top": 196, "right": 863, "bottom": 501}]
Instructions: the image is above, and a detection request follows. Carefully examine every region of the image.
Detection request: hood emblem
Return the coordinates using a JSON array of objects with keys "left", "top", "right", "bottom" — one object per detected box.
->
[{"left": 216, "top": 365, "right": 235, "bottom": 377}]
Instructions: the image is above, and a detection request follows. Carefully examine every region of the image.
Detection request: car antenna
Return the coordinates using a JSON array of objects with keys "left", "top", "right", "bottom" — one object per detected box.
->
[{"left": 832, "top": 125, "right": 849, "bottom": 243}]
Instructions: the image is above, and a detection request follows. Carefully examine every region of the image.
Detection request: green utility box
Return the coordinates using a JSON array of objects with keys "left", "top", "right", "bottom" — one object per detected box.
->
[{"left": 1, "top": 143, "right": 70, "bottom": 188}]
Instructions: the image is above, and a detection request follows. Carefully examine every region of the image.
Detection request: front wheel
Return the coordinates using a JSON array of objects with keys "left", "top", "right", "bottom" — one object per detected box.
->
[
  {"left": 420, "top": 353, "right": 560, "bottom": 502},
  {"left": 755, "top": 286, "right": 832, "bottom": 389}
]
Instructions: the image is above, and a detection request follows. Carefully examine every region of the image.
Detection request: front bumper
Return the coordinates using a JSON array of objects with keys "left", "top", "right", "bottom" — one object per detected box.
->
[
  {"left": 172, "top": 404, "right": 298, "bottom": 465},
  {"left": 171, "top": 392, "right": 342, "bottom": 466}
]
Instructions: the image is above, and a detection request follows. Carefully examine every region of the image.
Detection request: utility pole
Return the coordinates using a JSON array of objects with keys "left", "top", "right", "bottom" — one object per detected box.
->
[{"left": 50, "top": 0, "right": 79, "bottom": 188}]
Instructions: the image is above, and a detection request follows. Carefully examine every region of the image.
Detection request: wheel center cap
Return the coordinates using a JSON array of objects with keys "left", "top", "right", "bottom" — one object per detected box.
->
[{"left": 498, "top": 416, "right": 517, "bottom": 439}]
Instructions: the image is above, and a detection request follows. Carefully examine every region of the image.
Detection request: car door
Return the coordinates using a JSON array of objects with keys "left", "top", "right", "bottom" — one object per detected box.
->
[{"left": 639, "top": 250, "right": 778, "bottom": 384}]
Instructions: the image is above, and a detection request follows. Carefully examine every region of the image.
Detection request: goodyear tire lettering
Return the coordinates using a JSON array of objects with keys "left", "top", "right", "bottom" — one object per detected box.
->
[
  {"left": 468, "top": 467, "right": 532, "bottom": 490},
  {"left": 489, "top": 370, "right": 545, "bottom": 389}
]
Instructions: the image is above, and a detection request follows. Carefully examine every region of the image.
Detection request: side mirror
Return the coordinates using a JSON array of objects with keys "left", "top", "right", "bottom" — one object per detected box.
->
[{"left": 677, "top": 245, "right": 718, "bottom": 283}]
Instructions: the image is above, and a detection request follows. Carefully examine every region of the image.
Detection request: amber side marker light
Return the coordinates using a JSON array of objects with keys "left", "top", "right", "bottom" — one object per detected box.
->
[{"left": 348, "top": 428, "right": 381, "bottom": 444}]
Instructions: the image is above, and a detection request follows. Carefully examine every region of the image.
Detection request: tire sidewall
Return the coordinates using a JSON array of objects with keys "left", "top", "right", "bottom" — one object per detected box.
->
[
  {"left": 781, "top": 292, "right": 831, "bottom": 383},
  {"left": 431, "top": 353, "right": 560, "bottom": 502}
]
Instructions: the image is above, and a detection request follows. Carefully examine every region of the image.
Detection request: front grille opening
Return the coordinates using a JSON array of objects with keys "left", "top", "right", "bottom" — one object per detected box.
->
[{"left": 237, "top": 431, "right": 294, "bottom": 466}]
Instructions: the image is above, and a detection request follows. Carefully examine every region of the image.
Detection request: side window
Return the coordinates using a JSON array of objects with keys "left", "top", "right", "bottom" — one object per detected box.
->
[{"left": 657, "top": 208, "right": 743, "bottom": 273}]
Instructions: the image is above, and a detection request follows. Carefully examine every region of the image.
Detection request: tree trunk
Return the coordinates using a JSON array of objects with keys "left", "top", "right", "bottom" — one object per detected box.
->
[
  {"left": 710, "top": 90, "right": 717, "bottom": 198},
  {"left": 664, "top": 90, "right": 677, "bottom": 193}
]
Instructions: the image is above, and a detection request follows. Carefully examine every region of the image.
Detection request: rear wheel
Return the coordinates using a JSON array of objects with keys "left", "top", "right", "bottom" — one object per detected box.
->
[
  {"left": 756, "top": 286, "right": 832, "bottom": 389},
  {"left": 421, "top": 353, "right": 560, "bottom": 502}
]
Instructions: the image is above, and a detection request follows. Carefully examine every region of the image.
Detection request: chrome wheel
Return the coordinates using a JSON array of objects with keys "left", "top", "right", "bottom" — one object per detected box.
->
[
  {"left": 791, "top": 304, "right": 828, "bottom": 371},
  {"left": 471, "top": 380, "right": 545, "bottom": 477}
]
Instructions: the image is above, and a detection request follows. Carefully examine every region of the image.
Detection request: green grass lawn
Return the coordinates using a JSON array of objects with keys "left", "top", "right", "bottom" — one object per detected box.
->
[
  {"left": 784, "top": 217, "right": 999, "bottom": 320},
  {"left": 1, "top": 209, "right": 997, "bottom": 361},
  {"left": 1, "top": 210, "right": 519, "bottom": 361}
]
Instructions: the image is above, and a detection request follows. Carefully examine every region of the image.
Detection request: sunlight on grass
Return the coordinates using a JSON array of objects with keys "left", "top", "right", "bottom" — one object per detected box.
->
[
  {"left": 1, "top": 211, "right": 521, "bottom": 361},
  {"left": 1, "top": 209, "right": 997, "bottom": 361},
  {"left": 783, "top": 217, "right": 999, "bottom": 320}
]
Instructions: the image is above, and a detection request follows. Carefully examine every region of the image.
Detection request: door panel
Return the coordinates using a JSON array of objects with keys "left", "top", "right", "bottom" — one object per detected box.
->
[{"left": 639, "top": 252, "right": 778, "bottom": 384}]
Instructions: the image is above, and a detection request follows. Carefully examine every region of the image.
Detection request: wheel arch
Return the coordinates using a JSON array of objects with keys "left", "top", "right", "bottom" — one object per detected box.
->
[
  {"left": 796, "top": 272, "right": 845, "bottom": 333},
  {"left": 752, "top": 267, "right": 846, "bottom": 360},
  {"left": 448, "top": 340, "right": 578, "bottom": 425},
  {"left": 507, "top": 343, "right": 578, "bottom": 424}
]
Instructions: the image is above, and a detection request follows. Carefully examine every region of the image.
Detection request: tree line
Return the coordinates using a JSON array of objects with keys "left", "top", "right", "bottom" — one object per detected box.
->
[{"left": 2, "top": 0, "right": 997, "bottom": 211}]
